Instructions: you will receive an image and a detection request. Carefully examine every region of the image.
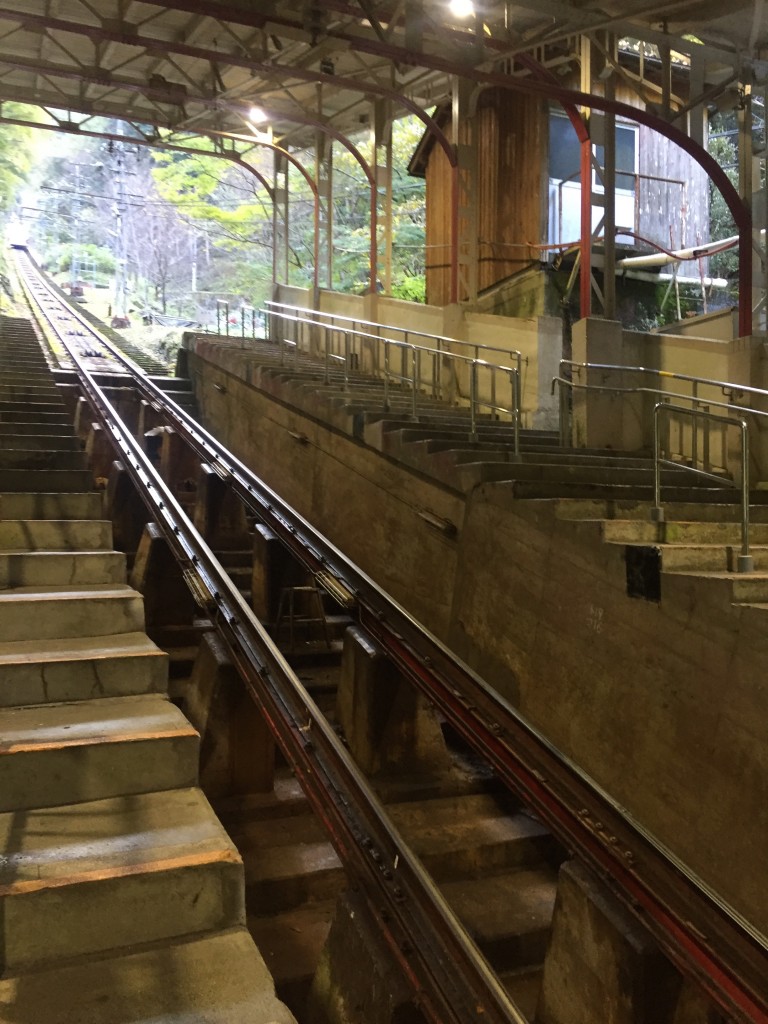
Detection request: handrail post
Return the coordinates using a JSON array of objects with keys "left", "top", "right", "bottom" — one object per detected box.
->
[
  {"left": 324, "top": 327, "right": 330, "bottom": 384},
  {"left": 383, "top": 342, "right": 390, "bottom": 412},
  {"left": 225, "top": 301, "right": 230, "bottom": 337},
  {"left": 344, "top": 330, "right": 350, "bottom": 393},
  {"left": 433, "top": 341, "right": 440, "bottom": 399},
  {"left": 558, "top": 380, "right": 569, "bottom": 447},
  {"left": 691, "top": 382, "right": 698, "bottom": 470},
  {"left": 412, "top": 347, "right": 419, "bottom": 418},
  {"left": 469, "top": 362, "right": 478, "bottom": 442},
  {"left": 651, "top": 403, "right": 665, "bottom": 523},
  {"left": 738, "top": 420, "right": 754, "bottom": 572},
  {"left": 512, "top": 369, "right": 521, "bottom": 459}
]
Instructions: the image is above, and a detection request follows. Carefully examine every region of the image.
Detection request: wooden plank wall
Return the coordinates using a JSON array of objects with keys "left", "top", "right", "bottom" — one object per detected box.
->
[
  {"left": 424, "top": 77, "right": 712, "bottom": 307},
  {"left": 426, "top": 89, "right": 546, "bottom": 306}
]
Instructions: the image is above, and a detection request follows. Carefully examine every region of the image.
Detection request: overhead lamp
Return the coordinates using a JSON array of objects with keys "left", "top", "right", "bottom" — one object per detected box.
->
[
  {"left": 249, "top": 106, "right": 269, "bottom": 125},
  {"left": 448, "top": 0, "right": 474, "bottom": 17}
]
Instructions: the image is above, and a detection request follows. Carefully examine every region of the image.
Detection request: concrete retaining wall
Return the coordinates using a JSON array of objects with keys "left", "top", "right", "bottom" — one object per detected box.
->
[{"left": 184, "top": 337, "right": 768, "bottom": 936}]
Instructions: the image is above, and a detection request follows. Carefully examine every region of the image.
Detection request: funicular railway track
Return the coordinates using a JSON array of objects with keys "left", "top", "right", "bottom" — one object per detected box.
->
[{"left": 13, "top": 247, "right": 768, "bottom": 1024}]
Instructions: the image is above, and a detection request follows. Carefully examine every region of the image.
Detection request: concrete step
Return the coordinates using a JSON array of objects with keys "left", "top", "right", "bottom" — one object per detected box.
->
[
  {"left": 0, "top": 583, "right": 145, "bottom": 641},
  {"left": 388, "top": 795, "right": 558, "bottom": 881},
  {"left": 0, "top": 631, "right": 168, "bottom": 706},
  {"left": 0, "top": 549, "right": 126, "bottom": 587},
  {"left": 234, "top": 813, "right": 344, "bottom": 914},
  {"left": 0, "top": 787, "right": 243, "bottom": 969},
  {"left": 0, "top": 399, "right": 65, "bottom": 415},
  {"left": 499, "top": 965, "right": 543, "bottom": 1021},
  {"left": 0, "top": 467, "right": 94, "bottom": 491},
  {"left": 678, "top": 571, "right": 768, "bottom": 603},
  {"left": 0, "top": 518, "right": 112, "bottom": 550},
  {"left": 0, "top": 433, "right": 80, "bottom": 451},
  {"left": 0, "top": 447, "right": 86, "bottom": 471},
  {"left": 441, "top": 867, "right": 557, "bottom": 971},
  {"left": 458, "top": 460, "right": 725, "bottom": 489},
  {"left": 602, "top": 518, "right": 768, "bottom": 545},
  {"left": 499, "top": 479, "right": 747, "bottom": 504},
  {"left": 0, "top": 409, "right": 70, "bottom": 425},
  {"left": 248, "top": 901, "right": 335, "bottom": 1014},
  {"left": 553, "top": 498, "right": 768, "bottom": 524},
  {"left": 0, "top": 371, "right": 52, "bottom": 381},
  {"left": 0, "top": 384, "right": 62, "bottom": 401},
  {"left": 0, "top": 421, "right": 71, "bottom": 436},
  {"left": 0, "top": 926, "right": 295, "bottom": 1024},
  {"left": 0, "top": 490, "right": 103, "bottom": 519},
  {"left": 0, "top": 694, "right": 199, "bottom": 811}
]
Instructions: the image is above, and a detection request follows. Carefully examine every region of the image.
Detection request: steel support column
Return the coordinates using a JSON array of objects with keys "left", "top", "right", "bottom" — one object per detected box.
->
[
  {"left": 453, "top": 76, "right": 479, "bottom": 304},
  {"left": 273, "top": 150, "right": 290, "bottom": 289},
  {"left": 315, "top": 121, "right": 333, "bottom": 295},
  {"left": 373, "top": 99, "right": 393, "bottom": 295}
]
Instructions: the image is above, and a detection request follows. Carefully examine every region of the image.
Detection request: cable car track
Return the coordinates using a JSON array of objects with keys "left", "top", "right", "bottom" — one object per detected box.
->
[{"left": 13, "top": 246, "right": 768, "bottom": 1024}]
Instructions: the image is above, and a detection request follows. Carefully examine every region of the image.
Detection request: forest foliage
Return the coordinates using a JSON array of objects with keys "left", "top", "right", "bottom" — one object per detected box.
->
[{"left": 18, "top": 115, "right": 426, "bottom": 322}]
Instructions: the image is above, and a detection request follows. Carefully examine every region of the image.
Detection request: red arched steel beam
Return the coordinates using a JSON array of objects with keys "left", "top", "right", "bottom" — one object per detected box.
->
[
  {"left": 241, "top": 115, "right": 380, "bottom": 292},
  {"left": 0, "top": 113, "right": 276, "bottom": 201},
  {"left": 238, "top": 133, "right": 321, "bottom": 294},
  {"left": 4, "top": 6, "right": 747, "bottom": 324},
  {"left": 0, "top": 6, "right": 456, "bottom": 299},
  {"left": 312, "top": 29, "right": 753, "bottom": 335}
]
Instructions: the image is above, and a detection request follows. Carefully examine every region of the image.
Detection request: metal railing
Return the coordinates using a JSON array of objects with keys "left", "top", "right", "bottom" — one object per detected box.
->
[
  {"left": 552, "top": 362, "right": 768, "bottom": 572},
  {"left": 215, "top": 300, "right": 261, "bottom": 340},
  {"left": 652, "top": 403, "right": 754, "bottom": 571},
  {"left": 267, "top": 307, "right": 522, "bottom": 451},
  {"left": 264, "top": 298, "right": 525, "bottom": 374}
]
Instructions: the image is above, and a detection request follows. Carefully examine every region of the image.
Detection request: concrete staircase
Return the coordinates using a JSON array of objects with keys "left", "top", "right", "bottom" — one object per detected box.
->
[
  {"left": 221, "top": 761, "right": 562, "bottom": 1019},
  {"left": 0, "top": 316, "right": 294, "bottom": 1023},
  {"left": 186, "top": 335, "right": 746, "bottom": 504}
]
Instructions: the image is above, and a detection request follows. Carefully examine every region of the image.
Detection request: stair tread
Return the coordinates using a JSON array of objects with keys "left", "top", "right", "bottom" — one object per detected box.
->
[
  {"left": 0, "top": 693, "right": 196, "bottom": 752},
  {"left": 0, "top": 926, "right": 294, "bottom": 1024},
  {"left": 441, "top": 867, "right": 557, "bottom": 940},
  {"left": 0, "top": 582, "right": 136, "bottom": 597},
  {"left": 0, "top": 631, "right": 163, "bottom": 665},
  {"left": 389, "top": 799, "right": 549, "bottom": 855},
  {"left": 0, "top": 787, "right": 237, "bottom": 890}
]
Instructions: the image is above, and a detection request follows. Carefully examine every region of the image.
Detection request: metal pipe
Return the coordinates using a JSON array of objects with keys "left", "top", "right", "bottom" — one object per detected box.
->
[
  {"left": 412, "top": 347, "right": 418, "bottom": 418},
  {"left": 383, "top": 341, "right": 390, "bottom": 412},
  {"left": 469, "top": 362, "right": 478, "bottom": 442},
  {"left": 512, "top": 369, "right": 521, "bottom": 458}
]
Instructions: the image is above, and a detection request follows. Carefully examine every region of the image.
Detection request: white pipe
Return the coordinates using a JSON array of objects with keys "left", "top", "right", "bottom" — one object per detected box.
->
[{"left": 616, "top": 235, "right": 739, "bottom": 269}]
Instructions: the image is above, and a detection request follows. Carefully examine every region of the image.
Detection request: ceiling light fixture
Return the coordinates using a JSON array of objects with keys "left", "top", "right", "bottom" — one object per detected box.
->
[
  {"left": 249, "top": 106, "right": 269, "bottom": 125},
  {"left": 448, "top": 0, "right": 475, "bottom": 18}
]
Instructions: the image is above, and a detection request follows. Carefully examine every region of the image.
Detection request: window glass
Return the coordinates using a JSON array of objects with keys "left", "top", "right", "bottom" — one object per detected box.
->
[
  {"left": 548, "top": 114, "right": 581, "bottom": 182},
  {"left": 549, "top": 112, "right": 636, "bottom": 190},
  {"left": 594, "top": 125, "right": 636, "bottom": 190}
]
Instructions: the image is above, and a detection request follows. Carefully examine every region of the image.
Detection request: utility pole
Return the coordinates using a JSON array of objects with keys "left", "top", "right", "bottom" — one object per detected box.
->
[
  {"left": 111, "top": 147, "right": 130, "bottom": 328},
  {"left": 69, "top": 164, "right": 84, "bottom": 297}
]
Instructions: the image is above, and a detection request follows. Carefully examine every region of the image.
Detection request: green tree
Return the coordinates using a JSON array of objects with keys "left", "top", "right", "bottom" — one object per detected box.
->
[{"left": 708, "top": 116, "right": 739, "bottom": 283}]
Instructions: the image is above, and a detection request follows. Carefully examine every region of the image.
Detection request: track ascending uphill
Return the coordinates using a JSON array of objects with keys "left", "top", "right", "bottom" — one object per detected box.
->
[{"left": 14, "top": 245, "right": 768, "bottom": 1024}]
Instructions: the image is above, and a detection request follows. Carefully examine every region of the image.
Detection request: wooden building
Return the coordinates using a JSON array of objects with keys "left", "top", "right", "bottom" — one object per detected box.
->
[{"left": 409, "top": 65, "right": 713, "bottom": 308}]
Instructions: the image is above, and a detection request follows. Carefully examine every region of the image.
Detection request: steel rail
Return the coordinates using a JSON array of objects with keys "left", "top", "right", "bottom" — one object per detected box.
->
[
  {"left": 16, "top": 251, "right": 768, "bottom": 1023},
  {"left": 15, "top": 251, "right": 526, "bottom": 1024}
]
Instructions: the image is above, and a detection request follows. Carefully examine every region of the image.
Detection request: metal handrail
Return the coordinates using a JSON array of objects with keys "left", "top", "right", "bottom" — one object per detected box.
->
[
  {"left": 267, "top": 308, "right": 522, "bottom": 451},
  {"left": 560, "top": 359, "right": 763, "bottom": 402},
  {"left": 264, "top": 297, "right": 525, "bottom": 369},
  {"left": 552, "top": 373, "right": 763, "bottom": 573},
  {"left": 653, "top": 403, "right": 754, "bottom": 572}
]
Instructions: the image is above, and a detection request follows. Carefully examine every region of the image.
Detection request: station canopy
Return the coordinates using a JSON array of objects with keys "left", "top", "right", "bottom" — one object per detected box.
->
[{"left": 0, "top": 1, "right": 764, "bottom": 151}]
